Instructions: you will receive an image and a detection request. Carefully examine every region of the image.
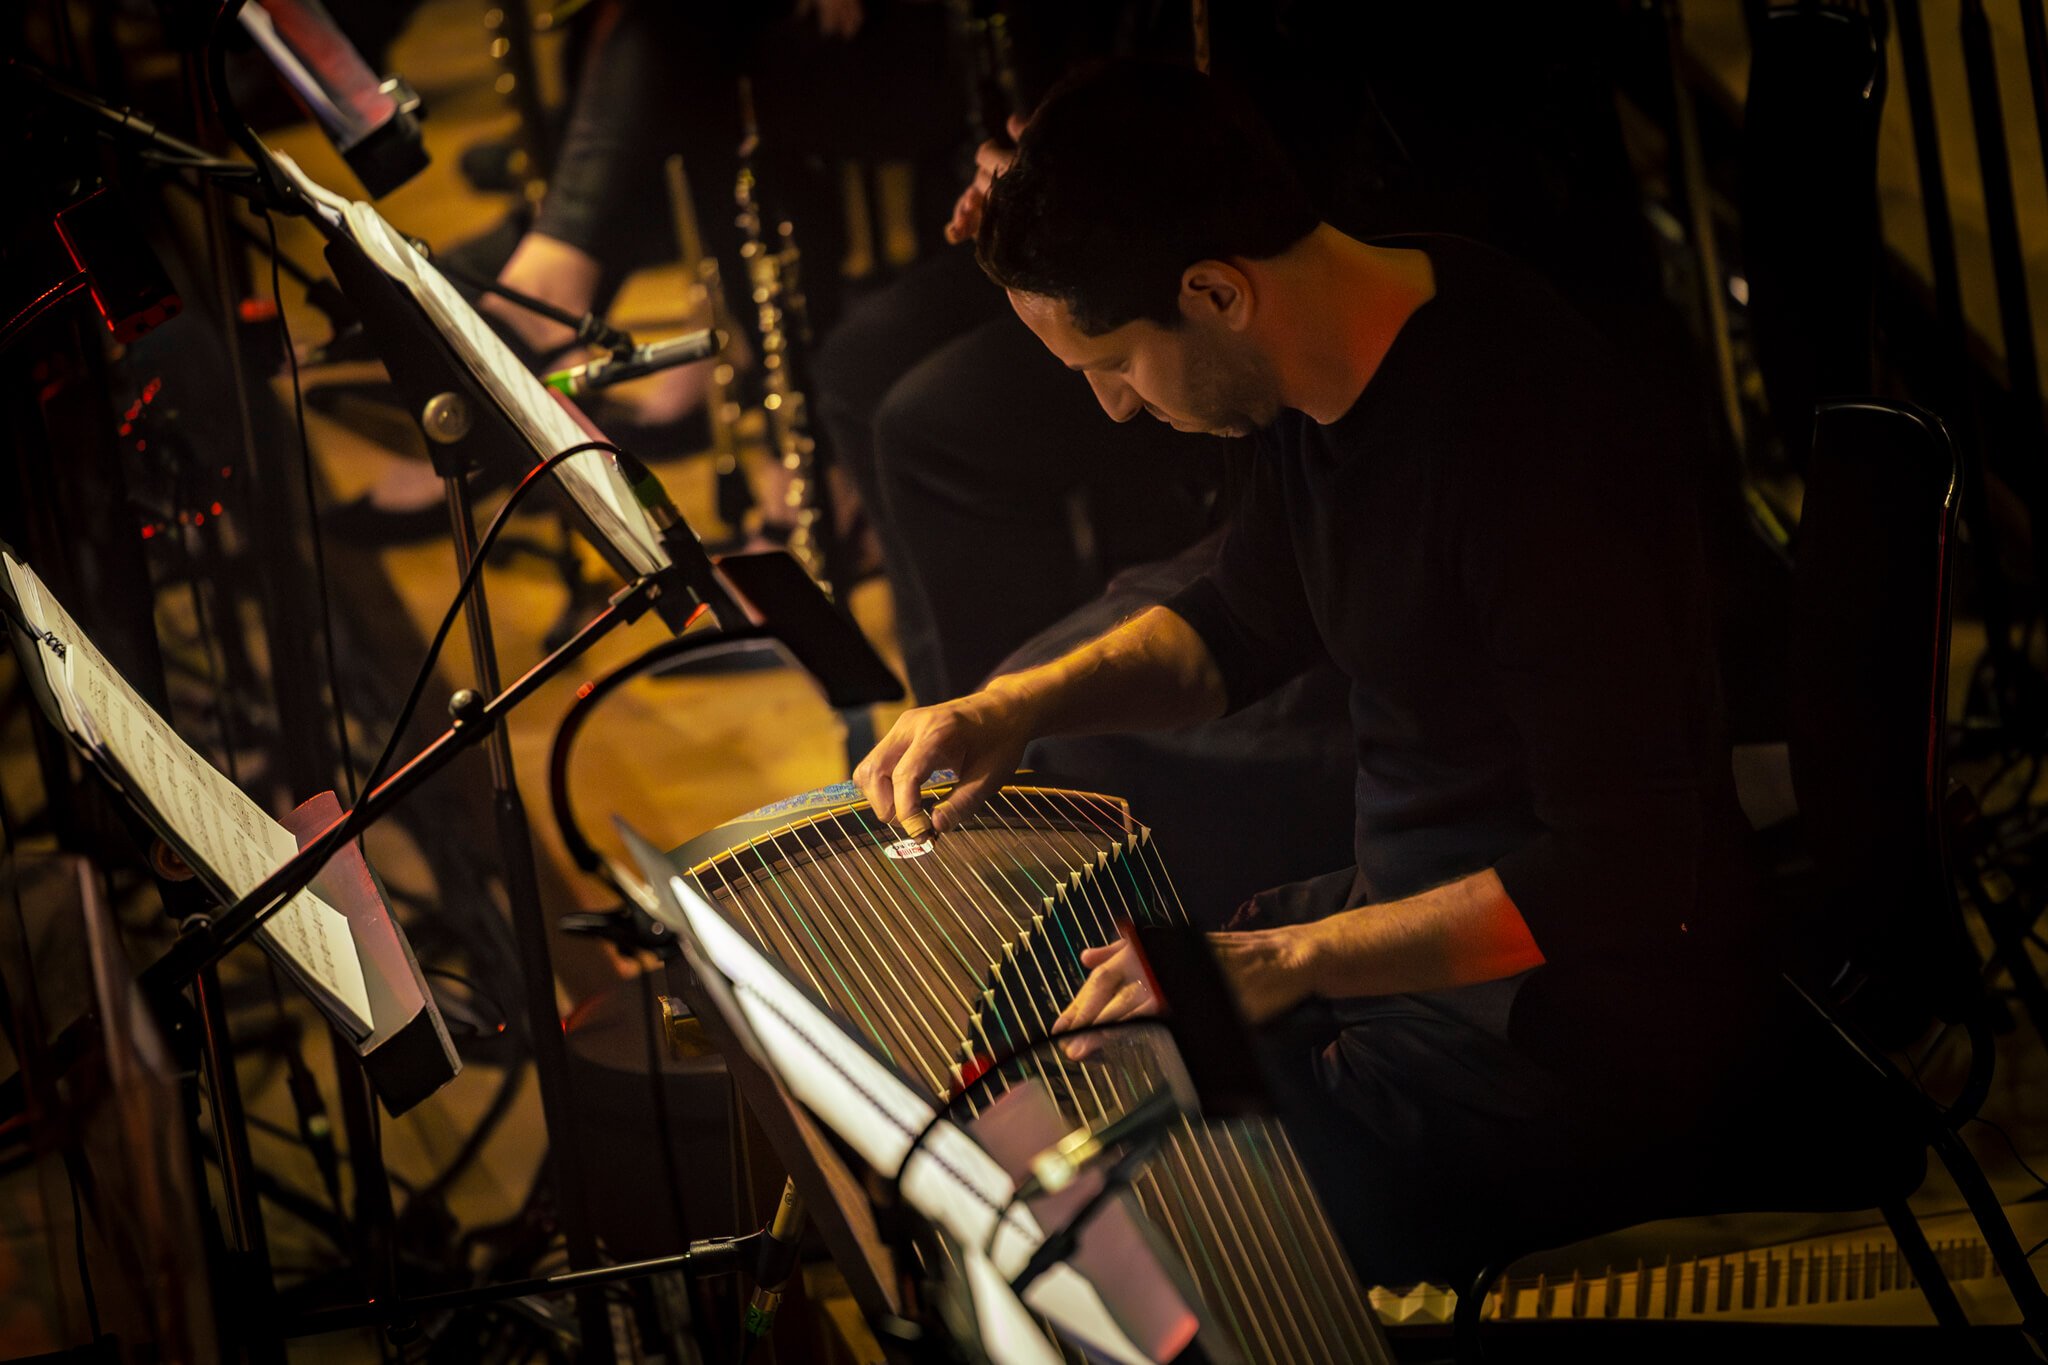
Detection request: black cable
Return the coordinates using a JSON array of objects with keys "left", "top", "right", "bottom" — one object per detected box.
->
[
  {"left": 1969, "top": 1115, "right": 2048, "bottom": 1195},
  {"left": 231, "top": 1108, "right": 421, "bottom": 1199},
  {"left": 264, "top": 209, "right": 359, "bottom": 804},
  {"left": 892, "top": 1017, "right": 1173, "bottom": 1188},
  {"left": 356, "top": 438, "right": 628, "bottom": 803},
  {"left": 1006, "top": 1133, "right": 1165, "bottom": 1297},
  {"left": 547, "top": 626, "right": 764, "bottom": 887},
  {"left": 259, "top": 955, "right": 346, "bottom": 1220},
  {"left": 64, "top": 1151, "right": 102, "bottom": 1342},
  {"left": 421, "top": 966, "right": 511, "bottom": 1036},
  {"left": 427, "top": 256, "right": 633, "bottom": 355},
  {"left": 153, "top": 438, "right": 629, "bottom": 995},
  {"left": 135, "top": 147, "right": 261, "bottom": 177},
  {"left": 406, "top": 1055, "right": 529, "bottom": 1215},
  {"left": 192, "top": 1126, "right": 351, "bottom": 1248},
  {"left": 2026, "top": 1232, "right": 2048, "bottom": 1260}
]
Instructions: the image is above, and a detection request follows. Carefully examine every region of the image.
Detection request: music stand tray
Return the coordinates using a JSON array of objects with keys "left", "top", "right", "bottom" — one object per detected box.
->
[{"left": 2, "top": 543, "right": 458, "bottom": 1114}]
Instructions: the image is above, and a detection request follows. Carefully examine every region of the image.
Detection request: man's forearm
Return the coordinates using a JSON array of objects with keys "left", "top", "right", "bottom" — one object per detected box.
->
[
  {"left": 1293, "top": 868, "right": 1546, "bottom": 1001},
  {"left": 987, "top": 606, "right": 1227, "bottom": 738},
  {"left": 1071, "top": 867, "right": 1551, "bottom": 1035}
]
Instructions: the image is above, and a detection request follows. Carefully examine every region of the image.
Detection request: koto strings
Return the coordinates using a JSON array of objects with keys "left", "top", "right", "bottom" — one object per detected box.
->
[{"left": 690, "top": 785, "right": 1385, "bottom": 1363}]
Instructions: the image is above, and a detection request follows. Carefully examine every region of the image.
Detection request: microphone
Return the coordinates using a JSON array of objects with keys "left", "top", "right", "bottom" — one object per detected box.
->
[
  {"left": 742, "top": 1180, "right": 807, "bottom": 1347},
  {"left": 543, "top": 328, "right": 723, "bottom": 398},
  {"left": 1015, "top": 1087, "right": 1181, "bottom": 1202},
  {"left": 608, "top": 447, "right": 746, "bottom": 630}
]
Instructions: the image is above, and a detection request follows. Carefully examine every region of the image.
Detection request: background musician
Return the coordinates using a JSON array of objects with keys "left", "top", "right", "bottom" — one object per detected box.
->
[{"left": 853, "top": 59, "right": 1767, "bottom": 1284}]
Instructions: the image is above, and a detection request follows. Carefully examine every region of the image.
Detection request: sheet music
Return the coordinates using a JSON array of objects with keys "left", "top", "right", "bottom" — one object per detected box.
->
[
  {"left": 4, "top": 553, "right": 374, "bottom": 1036},
  {"left": 666, "top": 875, "right": 1159, "bottom": 1365},
  {"left": 268, "top": 151, "right": 664, "bottom": 579}
]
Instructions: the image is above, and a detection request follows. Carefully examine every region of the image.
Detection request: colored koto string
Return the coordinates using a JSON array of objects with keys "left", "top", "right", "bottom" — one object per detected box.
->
[{"left": 687, "top": 785, "right": 1392, "bottom": 1364}]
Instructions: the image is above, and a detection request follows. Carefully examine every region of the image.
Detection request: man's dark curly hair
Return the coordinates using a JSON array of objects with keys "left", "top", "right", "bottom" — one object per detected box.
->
[{"left": 976, "top": 61, "right": 1318, "bottom": 336}]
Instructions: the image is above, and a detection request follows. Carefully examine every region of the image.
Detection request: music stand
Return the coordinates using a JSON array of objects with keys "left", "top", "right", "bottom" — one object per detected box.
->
[
  {"left": 257, "top": 148, "right": 725, "bottom": 1353},
  {"left": 2, "top": 544, "right": 458, "bottom": 1115}
]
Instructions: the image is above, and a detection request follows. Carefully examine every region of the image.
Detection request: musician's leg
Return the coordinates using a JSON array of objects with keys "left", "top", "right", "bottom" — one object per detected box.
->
[
  {"left": 1271, "top": 980, "right": 1716, "bottom": 1290},
  {"left": 492, "top": 1, "right": 751, "bottom": 357},
  {"left": 870, "top": 314, "right": 1227, "bottom": 701},
  {"left": 811, "top": 248, "right": 1009, "bottom": 533},
  {"left": 1236, "top": 872, "right": 1714, "bottom": 1286}
]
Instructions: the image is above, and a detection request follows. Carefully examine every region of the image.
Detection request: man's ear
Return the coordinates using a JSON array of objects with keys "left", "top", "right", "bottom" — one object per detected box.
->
[{"left": 1180, "top": 260, "right": 1254, "bottom": 331}]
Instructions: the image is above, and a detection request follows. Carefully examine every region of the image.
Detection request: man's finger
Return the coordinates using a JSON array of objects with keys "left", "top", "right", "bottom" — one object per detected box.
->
[
  {"left": 1075, "top": 981, "right": 1140, "bottom": 1029},
  {"left": 1078, "top": 943, "right": 1122, "bottom": 968},
  {"left": 854, "top": 737, "right": 897, "bottom": 816},
  {"left": 943, "top": 188, "right": 984, "bottom": 246},
  {"left": 1064, "top": 983, "right": 1150, "bottom": 1059},
  {"left": 1054, "top": 963, "right": 1122, "bottom": 1033},
  {"left": 856, "top": 732, "right": 905, "bottom": 818},
  {"left": 973, "top": 147, "right": 1014, "bottom": 181},
  {"left": 891, "top": 748, "right": 935, "bottom": 830},
  {"left": 930, "top": 772, "right": 1001, "bottom": 833},
  {"left": 864, "top": 744, "right": 900, "bottom": 821},
  {"left": 1093, "top": 981, "right": 1154, "bottom": 1025}
]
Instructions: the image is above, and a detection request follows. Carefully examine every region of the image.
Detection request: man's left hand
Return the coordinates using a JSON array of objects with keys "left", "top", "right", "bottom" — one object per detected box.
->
[{"left": 1053, "top": 929, "right": 1316, "bottom": 1057}]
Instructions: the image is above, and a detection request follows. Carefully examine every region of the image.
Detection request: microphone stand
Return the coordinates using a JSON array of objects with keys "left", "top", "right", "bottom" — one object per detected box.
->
[{"left": 139, "top": 568, "right": 748, "bottom": 1358}]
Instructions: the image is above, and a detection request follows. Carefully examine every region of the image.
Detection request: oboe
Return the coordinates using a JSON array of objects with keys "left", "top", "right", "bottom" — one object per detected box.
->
[
  {"left": 482, "top": 0, "right": 555, "bottom": 202},
  {"left": 663, "top": 152, "right": 751, "bottom": 536},
  {"left": 733, "top": 78, "right": 840, "bottom": 597}
]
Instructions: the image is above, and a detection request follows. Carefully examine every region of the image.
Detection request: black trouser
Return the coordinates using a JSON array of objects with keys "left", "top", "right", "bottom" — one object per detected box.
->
[
  {"left": 1236, "top": 868, "right": 1752, "bottom": 1287},
  {"left": 813, "top": 248, "right": 1229, "bottom": 701}
]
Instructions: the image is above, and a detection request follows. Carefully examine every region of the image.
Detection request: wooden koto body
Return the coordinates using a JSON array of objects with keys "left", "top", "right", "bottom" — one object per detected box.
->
[{"left": 674, "top": 781, "right": 1394, "bottom": 1364}]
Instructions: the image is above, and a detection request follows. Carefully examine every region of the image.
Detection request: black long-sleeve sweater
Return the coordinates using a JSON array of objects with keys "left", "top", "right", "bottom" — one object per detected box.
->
[{"left": 1166, "top": 235, "right": 1761, "bottom": 1064}]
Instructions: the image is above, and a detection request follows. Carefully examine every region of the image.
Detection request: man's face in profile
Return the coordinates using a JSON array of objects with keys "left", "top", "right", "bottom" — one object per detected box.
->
[{"left": 1008, "top": 290, "right": 1276, "bottom": 439}]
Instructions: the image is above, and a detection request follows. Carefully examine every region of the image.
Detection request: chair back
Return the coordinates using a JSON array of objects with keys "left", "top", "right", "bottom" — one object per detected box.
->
[{"left": 1786, "top": 399, "right": 1978, "bottom": 1034}]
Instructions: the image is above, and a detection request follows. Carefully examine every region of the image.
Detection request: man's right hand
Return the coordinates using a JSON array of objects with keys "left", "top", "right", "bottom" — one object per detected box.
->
[
  {"left": 855, "top": 608, "right": 1227, "bottom": 836},
  {"left": 853, "top": 686, "right": 1037, "bottom": 834}
]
